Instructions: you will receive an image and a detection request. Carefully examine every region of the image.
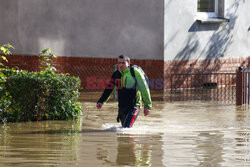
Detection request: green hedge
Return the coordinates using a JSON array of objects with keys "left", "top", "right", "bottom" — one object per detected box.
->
[{"left": 0, "top": 68, "right": 82, "bottom": 122}]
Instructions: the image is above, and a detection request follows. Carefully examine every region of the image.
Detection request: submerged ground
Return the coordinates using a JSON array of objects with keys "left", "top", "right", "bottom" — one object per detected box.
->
[{"left": 1, "top": 101, "right": 250, "bottom": 166}]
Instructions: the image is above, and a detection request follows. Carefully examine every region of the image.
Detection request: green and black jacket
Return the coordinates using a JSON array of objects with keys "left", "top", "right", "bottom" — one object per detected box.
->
[{"left": 97, "top": 66, "right": 152, "bottom": 110}]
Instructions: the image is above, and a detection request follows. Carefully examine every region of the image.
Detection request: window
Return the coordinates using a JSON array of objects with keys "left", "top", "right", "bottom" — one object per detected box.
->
[
  {"left": 197, "top": 0, "right": 218, "bottom": 18},
  {"left": 196, "top": 0, "right": 228, "bottom": 23}
]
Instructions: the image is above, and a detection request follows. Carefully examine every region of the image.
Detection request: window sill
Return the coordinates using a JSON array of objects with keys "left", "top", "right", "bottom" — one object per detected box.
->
[{"left": 196, "top": 17, "right": 230, "bottom": 24}]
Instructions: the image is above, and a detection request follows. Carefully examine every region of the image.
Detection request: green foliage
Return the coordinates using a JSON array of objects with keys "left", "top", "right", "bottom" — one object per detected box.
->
[
  {"left": 0, "top": 43, "right": 14, "bottom": 84},
  {"left": 0, "top": 45, "right": 82, "bottom": 123},
  {"left": 38, "top": 48, "right": 57, "bottom": 74},
  {"left": 0, "top": 43, "right": 14, "bottom": 67},
  {"left": 0, "top": 68, "right": 82, "bottom": 122}
]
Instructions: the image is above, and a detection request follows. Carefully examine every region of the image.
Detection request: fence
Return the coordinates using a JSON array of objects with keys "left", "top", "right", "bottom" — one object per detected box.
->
[
  {"left": 4, "top": 62, "right": 164, "bottom": 102},
  {"left": 51, "top": 65, "right": 163, "bottom": 101},
  {"left": 168, "top": 73, "right": 236, "bottom": 104},
  {"left": 4, "top": 56, "right": 242, "bottom": 104}
]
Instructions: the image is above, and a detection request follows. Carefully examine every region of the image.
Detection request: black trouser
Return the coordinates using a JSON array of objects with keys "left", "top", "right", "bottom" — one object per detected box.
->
[{"left": 117, "top": 107, "right": 140, "bottom": 128}]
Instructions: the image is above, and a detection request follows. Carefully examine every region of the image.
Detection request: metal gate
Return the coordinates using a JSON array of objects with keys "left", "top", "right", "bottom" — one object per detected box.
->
[{"left": 169, "top": 73, "right": 236, "bottom": 104}]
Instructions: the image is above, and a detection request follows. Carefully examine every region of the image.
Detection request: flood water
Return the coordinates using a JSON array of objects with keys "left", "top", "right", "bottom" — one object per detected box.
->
[{"left": 1, "top": 101, "right": 250, "bottom": 166}]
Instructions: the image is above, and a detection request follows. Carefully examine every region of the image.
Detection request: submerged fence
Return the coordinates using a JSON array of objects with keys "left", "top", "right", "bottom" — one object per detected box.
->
[
  {"left": 6, "top": 64, "right": 164, "bottom": 102},
  {"left": 5, "top": 58, "right": 247, "bottom": 104},
  {"left": 169, "top": 73, "right": 237, "bottom": 104}
]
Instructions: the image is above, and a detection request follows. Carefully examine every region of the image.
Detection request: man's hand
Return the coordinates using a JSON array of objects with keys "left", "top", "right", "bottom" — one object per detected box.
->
[
  {"left": 96, "top": 102, "right": 103, "bottom": 109},
  {"left": 144, "top": 108, "right": 150, "bottom": 116}
]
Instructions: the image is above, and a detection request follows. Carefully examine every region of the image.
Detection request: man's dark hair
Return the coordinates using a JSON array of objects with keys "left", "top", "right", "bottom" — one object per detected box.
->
[{"left": 118, "top": 55, "right": 130, "bottom": 63}]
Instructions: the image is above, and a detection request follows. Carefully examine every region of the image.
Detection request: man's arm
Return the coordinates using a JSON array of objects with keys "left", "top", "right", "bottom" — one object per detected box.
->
[
  {"left": 97, "top": 71, "right": 120, "bottom": 108},
  {"left": 134, "top": 68, "right": 152, "bottom": 110}
]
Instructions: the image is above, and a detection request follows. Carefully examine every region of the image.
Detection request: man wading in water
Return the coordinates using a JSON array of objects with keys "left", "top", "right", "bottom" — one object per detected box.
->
[{"left": 96, "top": 55, "right": 152, "bottom": 128}]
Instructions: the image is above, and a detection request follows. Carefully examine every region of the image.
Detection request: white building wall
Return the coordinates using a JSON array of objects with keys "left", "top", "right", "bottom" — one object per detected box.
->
[{"left": 164, "top": 0, "right": 250, "bottom": 61}]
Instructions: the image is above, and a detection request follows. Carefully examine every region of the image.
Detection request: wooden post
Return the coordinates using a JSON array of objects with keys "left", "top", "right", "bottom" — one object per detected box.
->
[{"left": 236, "top": 67, "right": 244, "bottom": 105}]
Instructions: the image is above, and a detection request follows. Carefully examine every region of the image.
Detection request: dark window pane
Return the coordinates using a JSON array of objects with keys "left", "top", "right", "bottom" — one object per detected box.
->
[{"left": 198, "top": 0, "right": 215, "bottom": 12}]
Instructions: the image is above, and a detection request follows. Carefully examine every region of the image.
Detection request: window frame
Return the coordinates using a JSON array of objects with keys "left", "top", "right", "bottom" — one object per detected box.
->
[{"left": 197, "top": 0, "right": 218, "bottom": 18}]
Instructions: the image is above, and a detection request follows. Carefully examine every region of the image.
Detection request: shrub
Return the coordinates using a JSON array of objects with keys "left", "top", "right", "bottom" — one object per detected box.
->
[
  {"left": 0, "top": 47, "right": 82, "bottom": 123},
  {"left": 0, "top": 44, "right": 14, "bottom": 121}
]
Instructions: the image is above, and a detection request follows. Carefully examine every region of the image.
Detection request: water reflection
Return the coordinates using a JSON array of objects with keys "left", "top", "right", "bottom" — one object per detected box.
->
[
  {"left": 0, "top": 119, "right": 83, "bottom": 166},
  {"left": 95, "top": 134, "right": 159, "bottom": 166},
  {"left": 116, "top": 135, "right": 153, "bottom": 166},
  {"left": 116, "top": 136, "right": 137, "bottom": 166},
  {"left": 194, "top": 132, "right": 224, "bottom": 166},
  {"left": 234, "top": 130, "right": 250, "bottom": 163}
]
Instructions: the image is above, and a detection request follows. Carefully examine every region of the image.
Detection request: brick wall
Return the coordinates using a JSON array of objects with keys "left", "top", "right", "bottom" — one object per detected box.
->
[
  {"left": 5, "top": 55, "right": 249, "bottom": 91},
  {"left": 164, "top": 57, "right": 250, "bottom": 89},
  {"left": 4, "top": 55, "right": 164, "bottom": 91}
]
